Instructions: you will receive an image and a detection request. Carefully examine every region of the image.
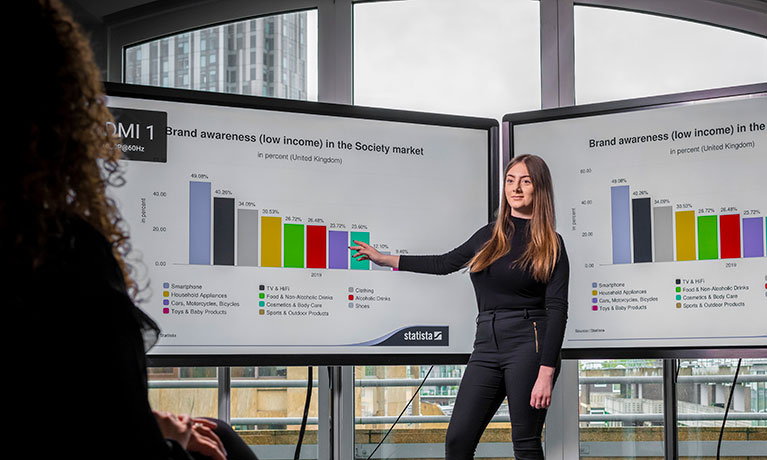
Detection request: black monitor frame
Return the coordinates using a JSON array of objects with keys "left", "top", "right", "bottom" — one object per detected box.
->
[
  {"left": 503, "top": 82, "right": 767, "bottom": 360},
  {"left": 105, "top": 82, "right": 499, "bottom": 367}
]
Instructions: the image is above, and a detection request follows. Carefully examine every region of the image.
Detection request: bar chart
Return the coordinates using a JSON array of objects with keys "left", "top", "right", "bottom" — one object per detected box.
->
[
  {"left": 187, "top": 178, "right": 398, "bottom": 271},
  {"left": 610, "top": 183, "right": 765, "bottom": 264},
  {"left": 512, "top": 91, "right": 767, "bottom": 351}
]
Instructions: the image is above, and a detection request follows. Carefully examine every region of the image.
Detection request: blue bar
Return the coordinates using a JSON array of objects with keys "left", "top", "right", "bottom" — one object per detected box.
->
[
  {"left": 189, "top": 181, "right": 211, "bottom": 264},
  {"left": 611, "top": 185, "right": 631, "bottom": 264}
]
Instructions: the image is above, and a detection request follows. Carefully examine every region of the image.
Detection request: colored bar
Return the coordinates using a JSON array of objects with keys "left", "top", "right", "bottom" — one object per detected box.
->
[
  {"left": 719, "top": 214, "right": 741, "bottom": 259},
  {"left": 675, "top": 210, "right": 696, "bottom": 261},
  {"left": 743, "top": 217, "right": 764, "bottom": 258},
  {"left": 237, "top": 209, "right": 259, "bottom": 266},
  {"left": 698, "top": 215, "right": 718, "bottom": 260},
  {"left": 350, "top": 231, "right": 370, "bottom": 270},
  {"left": 261, "top": 216, "right": 281, "bottom": 267},
  {"left": 611, "top": 185, "right": 631, "bottom": 264},
  {"left": 284, "top": 224, "right": 305, "bottom": 268},
  {"left": 373, "top": 251, "right": 392, "bottom": 271},
  {"left": 632, "top": 197, "right": 652, "bottom": 263},
  {"left": 307, "top": 225, "right": 327, "bottom": 269},
  {"left": 328, "top": 231, "right": 348, "bottom": 269},
  {"left": 213, "top": 197, "right": 235, "bottom": 265},
  {"left": 189, "top": 181, "right": 211, "bottom": 265},
  {"left": 653, "top": 206, "right": 673, "bottom": 262}
]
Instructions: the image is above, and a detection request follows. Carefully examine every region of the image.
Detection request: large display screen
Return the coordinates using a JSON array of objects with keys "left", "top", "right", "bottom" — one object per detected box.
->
[
  {"left": 505, "top": 84, "right": 767, "bottom": 357},
  {"left": 105, "top": 83, "right": 497, "bottom": 365}
]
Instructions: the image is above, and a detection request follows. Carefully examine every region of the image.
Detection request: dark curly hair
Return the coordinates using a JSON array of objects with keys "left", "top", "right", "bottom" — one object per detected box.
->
[{"left": 4, "top": 0, "right": 136, "bottom": 296}]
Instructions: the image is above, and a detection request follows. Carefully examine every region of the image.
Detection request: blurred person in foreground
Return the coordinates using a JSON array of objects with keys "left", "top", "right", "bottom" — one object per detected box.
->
[{"left": 4, "top": 1, "right": 257, "bottom": 459}]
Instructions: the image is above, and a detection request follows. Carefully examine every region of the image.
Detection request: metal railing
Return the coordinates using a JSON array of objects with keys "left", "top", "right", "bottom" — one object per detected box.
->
[{"left": 148, "top": 374, "right": 767, "bottom": 426}]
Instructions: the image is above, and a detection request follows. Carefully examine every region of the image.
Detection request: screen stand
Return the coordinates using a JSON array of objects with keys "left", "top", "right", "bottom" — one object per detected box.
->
[
  {"left": 663, "top": 359, "right": 678, "bottom": 460},
  {"left": 218, "top": 366, "right": 231, "bottom": 424},
  {"left": 318, "top": 366, "right": 354, "bottom": 460}
]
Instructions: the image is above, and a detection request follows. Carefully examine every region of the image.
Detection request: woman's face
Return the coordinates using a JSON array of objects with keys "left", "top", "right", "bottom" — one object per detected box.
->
[{"left": 505, "top": 161, "right": 534, "bottom": 218}]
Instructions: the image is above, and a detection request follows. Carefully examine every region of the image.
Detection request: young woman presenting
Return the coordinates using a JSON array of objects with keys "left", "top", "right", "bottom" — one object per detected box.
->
[{"left": 350, "top": 154, "right": 569, "bottom": 460}]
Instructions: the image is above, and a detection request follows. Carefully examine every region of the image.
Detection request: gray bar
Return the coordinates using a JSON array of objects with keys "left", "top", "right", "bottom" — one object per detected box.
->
[
  {"left": 237, "top": 209, "right": 259, "bottom": 266},
  {"left": 654, "top": 206, "right": 674, "bottom": 262}
]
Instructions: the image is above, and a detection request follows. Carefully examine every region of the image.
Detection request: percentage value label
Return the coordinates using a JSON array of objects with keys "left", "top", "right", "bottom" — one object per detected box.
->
[
  {"left": 262, "top": 209, "right": 280, "bottom": 215},
  {"left": 611, "top": 178, "right": 628, "bottom": 184},
  {"left": 285, "top": 216, "right": 303, "bottom": 223},
  {"left": 215, "top": 189, "right": 233, "bottom": 196},
  {"left": 698, "top": 207, "right": 716, "bottom": 214},
  {"left": 720, "top": 206, "right": 738, "bottom": 213},
  {"left": 351, "top": 224, "right": 369, "bottom": 230},
  {"left": 191, "top": 173, "right": 209, "bottom": 180},
  {"left": 238, "top": 201, "right": 257, "bottom": 207},
  {"left": 308, "top": 218, "right": 325, "bottom": 224},
  {"left": 655, "top": 199, "right": 671, "bottom": 205},
  {"left": 632, "top": 190, "right": 649, "bottom": 197},
  {"left": 395, "top": 249, "right": 409, "bottom": 254},
  {"left": 676, "top": 203, "right": 694, "bottom": 210},
  {"left": 330, "top": 223, "right": 347, "bottom": 229},
  {"left": 743, "top": 209, "right": 761, "bottom": 216}
]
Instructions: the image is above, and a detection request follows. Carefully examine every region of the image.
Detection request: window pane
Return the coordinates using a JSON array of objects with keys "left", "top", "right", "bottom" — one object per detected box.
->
[
  {"left": 575, "top": 6, "right": 767, "bottom": 104},
  {"left": 677, "top": 358, "right": 767, "bottom": 459},
  {"left": 231, "top": 366, "right": 318, "bottom": 459},
  {"left": 124, "top": 10, "right": 318, "bottom": 101},
  {"left": 579, "top": 359, "right": 665, "bottom": 459},
  {"left": 354, "top": 0, "right": 540, "bottom": 117},
  {"left": 356, "top": 365, "right": 470, "bottom": 458},
  {"left": 148, "top": 367, "right": 219, "bottom": 418}
]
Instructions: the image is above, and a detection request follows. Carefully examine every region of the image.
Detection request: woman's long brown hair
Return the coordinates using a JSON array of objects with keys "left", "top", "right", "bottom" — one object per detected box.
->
[
  {"left": 468, "top": 154, "right": 560, "bottom": 282},
  {"left": 4, "top": 0, "right": 136, "bottom": 296}
]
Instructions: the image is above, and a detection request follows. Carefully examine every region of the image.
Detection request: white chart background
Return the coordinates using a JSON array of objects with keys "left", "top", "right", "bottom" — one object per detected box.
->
[
  {"left": 107, "top": 95, "right": 491, "bottom": 356},
  {"left": 514, "top": 94, "right": 767, "bottom": 350}
]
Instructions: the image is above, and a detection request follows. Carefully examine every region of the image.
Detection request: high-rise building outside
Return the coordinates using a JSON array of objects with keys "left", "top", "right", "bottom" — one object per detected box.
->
[{"left": 124, "top": 12, "right": 308, "bottom": 100}]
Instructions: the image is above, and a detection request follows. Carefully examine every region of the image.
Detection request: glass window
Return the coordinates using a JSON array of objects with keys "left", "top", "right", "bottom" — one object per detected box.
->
[
  {"left": 148, "top": 367, "right": 219, "bottom": 418},
  {"left": 676, "top": 358, "right": 767, "bottom": 458},
  {"left": 124, "top": 10, "right": 318, "bottom": 101},
  {"left": 575, "top": 6, "right": 767, "bottom": 104},
  {"left": 579, "top": 359, "right": 665, "bottom": 459},
  {"left": 354, "top": 0, "right": 540, "bottom": 118}
]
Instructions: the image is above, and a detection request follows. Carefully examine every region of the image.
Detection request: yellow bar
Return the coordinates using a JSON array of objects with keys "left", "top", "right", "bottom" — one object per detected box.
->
[
  {"left": 675, "top": 210, "right": 696, "bottom": 261},
  {"left": 261, "top": 216, "right": 282, "bottom": 267}
]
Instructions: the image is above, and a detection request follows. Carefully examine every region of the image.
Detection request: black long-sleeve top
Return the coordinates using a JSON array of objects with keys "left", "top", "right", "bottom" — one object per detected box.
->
[
  {"left": 398, "top": 216, "right": 569, "bottom": 367},
  {"left": 8, "top": 218, "right": 192, "bottom": 459}
]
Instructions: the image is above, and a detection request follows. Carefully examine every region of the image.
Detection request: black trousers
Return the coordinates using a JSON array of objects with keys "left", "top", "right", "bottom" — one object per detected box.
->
[{"left": 445, "top": 309, "right": 559, "bottom": 460}]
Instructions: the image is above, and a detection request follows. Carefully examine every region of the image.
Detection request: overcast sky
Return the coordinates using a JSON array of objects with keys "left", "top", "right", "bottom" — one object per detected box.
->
[{"left": 306, "top": 0, "right": 767, "bottom": 119}]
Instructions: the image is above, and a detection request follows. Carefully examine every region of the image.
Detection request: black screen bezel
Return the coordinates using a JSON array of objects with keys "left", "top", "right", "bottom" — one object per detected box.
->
[
  {"left": 105, "top": 82, "right": 499, "bottom": 367},
  {"left": 503, "top": 82, "right": 767, "bottom": 360}
]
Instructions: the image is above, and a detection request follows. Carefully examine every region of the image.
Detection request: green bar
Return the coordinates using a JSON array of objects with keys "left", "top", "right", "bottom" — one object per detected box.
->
[
  {"left": 284, "top": 224, "right": 305, "bottom": 268},
  {"left": 697, "top": 215, "right": 718, "bottom": 260},
  {"left": 350, "top": 231, "right": 370, "bottom": 270}
]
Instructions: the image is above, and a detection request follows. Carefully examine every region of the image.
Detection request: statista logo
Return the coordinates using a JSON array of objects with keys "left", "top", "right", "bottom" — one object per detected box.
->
[
  {"left": 375, "top": 326, "right": 448, "bottom": 346},
  {"left": 404, "top": 330, "right": 443, "bottom": 341}
]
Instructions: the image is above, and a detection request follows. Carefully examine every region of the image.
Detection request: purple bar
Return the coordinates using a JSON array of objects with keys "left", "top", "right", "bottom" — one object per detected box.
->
[
  {"left": 743, "top": 217, "right": 764, "bottom": 258},
  {"left": 328, "top": 230, "right": 349, "bottom": 269},
  {"left": 611, "top": 185, "right": 631, "bottom": 264}
]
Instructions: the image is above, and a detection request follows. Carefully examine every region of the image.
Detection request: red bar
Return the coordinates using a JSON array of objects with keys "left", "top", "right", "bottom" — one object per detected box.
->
[
  {"left": 306, "top": 225, "right": 327, "bottom": 268},
  {"left": 720, "top": 214, "right": 741, "bottom": 259}
]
